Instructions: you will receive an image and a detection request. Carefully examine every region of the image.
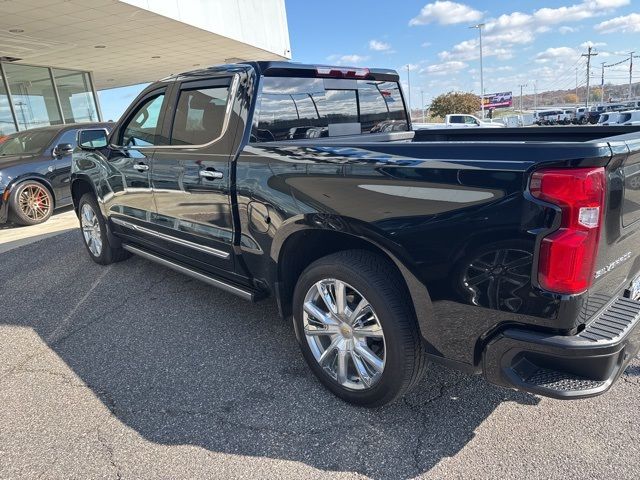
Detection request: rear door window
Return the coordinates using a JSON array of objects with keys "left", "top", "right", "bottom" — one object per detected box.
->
[
  {"left": 170, "top": 81, "right": 230, "bottom": 145},
  {"left": 253, "top": 77, "right": 407, "bottom": 142}
]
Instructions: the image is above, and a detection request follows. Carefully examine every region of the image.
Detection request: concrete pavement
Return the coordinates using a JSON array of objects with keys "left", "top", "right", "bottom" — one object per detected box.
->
[{"left": 0, "top": 207, "right": 77, "bottom": 254}]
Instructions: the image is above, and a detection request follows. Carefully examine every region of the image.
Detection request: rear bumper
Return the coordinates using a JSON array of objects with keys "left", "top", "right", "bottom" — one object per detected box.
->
[{"left": 483, "top": 296, "right": 640, "bottom": 399}]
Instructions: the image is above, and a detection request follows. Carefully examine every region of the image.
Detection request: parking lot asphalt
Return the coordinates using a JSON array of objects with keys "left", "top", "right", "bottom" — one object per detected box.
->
[{"left": 0, "top": 230, "right": 638, "bottom": 479}]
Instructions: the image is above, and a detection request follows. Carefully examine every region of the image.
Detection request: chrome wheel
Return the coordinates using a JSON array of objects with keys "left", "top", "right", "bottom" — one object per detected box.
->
[
  {"left": 18, "top": 184, "right": 51, "bottom": 221},
  {"left": 81, "top": 203, "right": 102, "bottom": 257},
  {"left": 303, "top": 279, "right": 386, "bottom": 390}
]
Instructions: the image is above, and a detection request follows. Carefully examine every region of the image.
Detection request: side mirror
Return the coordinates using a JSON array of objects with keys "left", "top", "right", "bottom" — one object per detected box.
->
[
  {"left": 78, "top": 129, "right": 109, "bottom": 150},
  {"left": 53, "top": 143, "right": 74, "bottom": 157}
]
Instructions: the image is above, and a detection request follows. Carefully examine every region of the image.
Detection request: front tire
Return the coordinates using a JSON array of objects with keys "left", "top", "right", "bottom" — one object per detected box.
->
[
  {"left": 293, "top": 250, "right": 427, "bottom": 407},
  {"left": 78, "top": 193, "right": 130, "bottom": 265}
]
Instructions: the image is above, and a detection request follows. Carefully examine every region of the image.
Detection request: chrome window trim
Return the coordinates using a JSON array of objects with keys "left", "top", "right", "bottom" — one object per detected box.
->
[
  {"left": 121, "top": 74, "right": 240, "bottom": 151},
  {"left": 111, "top": 217, "right": 230, "bottom": 259}
]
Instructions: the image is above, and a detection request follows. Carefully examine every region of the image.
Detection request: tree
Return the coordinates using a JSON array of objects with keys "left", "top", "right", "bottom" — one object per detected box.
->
[
  {"left": 564, "top": 93, "right": 578, "bottom": 104},
  {"left": 429, "top": 91, "right": 481, "bottom": 118},
  {"left": 590, "top": 87, "right": 603, "bottom": 102}
]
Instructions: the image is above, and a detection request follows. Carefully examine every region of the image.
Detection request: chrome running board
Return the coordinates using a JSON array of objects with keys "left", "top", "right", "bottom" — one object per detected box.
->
[{"left": 122, "top": 244, "right": 254, "bottom": 301}]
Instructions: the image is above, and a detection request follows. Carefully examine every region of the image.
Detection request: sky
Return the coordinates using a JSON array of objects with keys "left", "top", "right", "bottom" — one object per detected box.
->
[{"left": 99, "top": 0, "right": 640, "bottom": 120}]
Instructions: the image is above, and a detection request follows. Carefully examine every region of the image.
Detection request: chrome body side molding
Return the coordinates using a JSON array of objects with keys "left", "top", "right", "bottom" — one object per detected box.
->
[{"left": 111, "top": 217, "right": 230, "bottom": 259}]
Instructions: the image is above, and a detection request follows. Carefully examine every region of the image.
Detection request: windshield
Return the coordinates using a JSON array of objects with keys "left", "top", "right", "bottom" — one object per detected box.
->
[{"left": 0, "top": 130, "right": 56, "bottom": 156}]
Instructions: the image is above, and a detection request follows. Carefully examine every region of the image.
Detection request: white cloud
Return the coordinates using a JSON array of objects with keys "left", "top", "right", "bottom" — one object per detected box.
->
[
  {"left": 326, "top": 54, "right": 369, "bottom": 65},
  {"left": 535, "top": 46, "right": 579, "bottom": 63},
  {"left": 422, "top": 60, "right": 468, "bottom": 75},
  {"left": 435, "top": 0, "right": 628, "bottom": 62},
  {"left": 400, "top": 63, "right": 422, "bottom": 72},
  {"left": 559, "top": 26, "right": 578, "bottom": 34},
  {"left": 409, "top": 1, "right": 482, "bottom": 26},
  {"left": 580, "top": 40, "right": 606, "bottom": 48},
  {"left": 595, "top": 13, "right": 640, "bottom": 33},
  {"left": 369, "top": 39, "right": 392, "bottom": 52},
  {"left": 421, "top": 42, "right": 432, "bottom": 48}
]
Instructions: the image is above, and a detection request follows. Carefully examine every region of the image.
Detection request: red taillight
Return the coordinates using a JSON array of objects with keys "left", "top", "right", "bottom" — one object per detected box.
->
[
  {"left": 530, "top": 167, "right": 606, "bottom": 295},
  {"left": 315, "top": 66, "right": 370, "bottom": 79}
]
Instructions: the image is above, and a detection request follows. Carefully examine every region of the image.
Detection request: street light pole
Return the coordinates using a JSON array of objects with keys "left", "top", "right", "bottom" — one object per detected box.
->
[
  {"left": 630, "top": 52, "right": 635, "bottom": 100},
  {"left": 470, "top": 23, "right": 485, "bottom": 119},
  {"left": 601, "top": 62, "right": 606, "bottom": 103},
  {"left": 406, "top": 64, "right": 411, "bottom": 119},
  {"left": 518, "top": 84, "right": 527, "bottom": 112}
]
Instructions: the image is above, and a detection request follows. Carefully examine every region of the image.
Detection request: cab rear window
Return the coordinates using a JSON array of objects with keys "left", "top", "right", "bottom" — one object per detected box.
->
[{"left": 252, "top": 77, "right": 408, "bottom": 142}]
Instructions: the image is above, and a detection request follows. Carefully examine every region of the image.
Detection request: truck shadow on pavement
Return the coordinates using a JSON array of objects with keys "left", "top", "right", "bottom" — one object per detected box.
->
[{"left": 1, "top": 232, "right": 541, "bottom": 479}]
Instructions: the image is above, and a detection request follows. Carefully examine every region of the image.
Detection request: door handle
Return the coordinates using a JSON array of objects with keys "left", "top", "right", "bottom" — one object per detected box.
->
[
  {"left": 199, "top": 169, "right": 224, "bottom": 180},
  {"left": 134, "top": 163, "right": 149, "bottom": 172}
]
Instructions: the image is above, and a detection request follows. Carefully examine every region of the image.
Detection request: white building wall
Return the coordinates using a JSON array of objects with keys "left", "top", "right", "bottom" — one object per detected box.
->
[{"left": 121, "top": 0, "right": 291, "bottom": 59}]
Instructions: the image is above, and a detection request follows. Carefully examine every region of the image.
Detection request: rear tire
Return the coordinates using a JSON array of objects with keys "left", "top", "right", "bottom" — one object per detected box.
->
[
  {"left": 8, "top": 181, "right": 54, "bottom": 226},
  {"left": 78, "top": 193, "right": 130, "bottom": 265},
  {"left": 293, "top": 250, "right": 427, "bottom": 407}
]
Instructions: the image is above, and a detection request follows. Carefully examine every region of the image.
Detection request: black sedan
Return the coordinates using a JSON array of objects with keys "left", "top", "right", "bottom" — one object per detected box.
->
[{"left": 0, "top": 123, "right": 111, "bottom": 225}]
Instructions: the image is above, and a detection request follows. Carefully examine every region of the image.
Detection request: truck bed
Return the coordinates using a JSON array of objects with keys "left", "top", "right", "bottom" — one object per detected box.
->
[{"left": 412, "top": 125, "right": 640, "bottom": 142}]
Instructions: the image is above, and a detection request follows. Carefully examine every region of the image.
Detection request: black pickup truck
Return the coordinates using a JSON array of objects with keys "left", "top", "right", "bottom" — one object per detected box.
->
[{"left": 71, "top": 62, "right": 640, "bottom": 407}]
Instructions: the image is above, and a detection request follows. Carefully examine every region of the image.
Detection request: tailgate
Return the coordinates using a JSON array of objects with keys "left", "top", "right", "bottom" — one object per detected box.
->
[{"left": 591, "top": 135, "right": 640, "bottom": 304}]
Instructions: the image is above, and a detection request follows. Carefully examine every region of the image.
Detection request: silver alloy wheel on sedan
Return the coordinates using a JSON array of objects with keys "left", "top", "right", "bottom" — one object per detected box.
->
[
  {"left": 302, "top": 279, "right": 386, "bottom": 390},
  {"left": 81, "top": 203, "right": 103, "bottom": 257}
]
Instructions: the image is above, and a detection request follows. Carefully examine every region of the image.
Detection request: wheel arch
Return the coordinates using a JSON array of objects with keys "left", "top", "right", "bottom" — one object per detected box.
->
[
  {"left": 8, "top": 175, "right": 56, "bottom": 208},
  {"left": 273, "top": 227, "right": 434, "bottom": 340},
  {"left": 70, "top": 176, "right": 98, "bottom": 214}
]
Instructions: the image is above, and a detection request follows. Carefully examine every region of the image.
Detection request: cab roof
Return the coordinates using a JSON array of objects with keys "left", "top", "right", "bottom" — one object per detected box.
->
[{"left": 163, "top": 61, "right": 400, "bottom": 83}]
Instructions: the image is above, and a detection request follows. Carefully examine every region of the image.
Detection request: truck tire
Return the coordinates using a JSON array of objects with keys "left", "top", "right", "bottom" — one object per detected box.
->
[
  {"left": 8, "top": 181, "right": 54, "bottom": 226},
  {"left": 77, "top": 193, "right": 130, "bottom": 265},
  {"left": 292, "top": 250, "right": 427, "bottom": 407}
]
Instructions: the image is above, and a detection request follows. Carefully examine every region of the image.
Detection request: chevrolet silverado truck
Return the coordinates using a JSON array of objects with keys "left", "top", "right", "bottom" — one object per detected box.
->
[{"left": 71, "top": 62, "right": 640, "bottom": 407}]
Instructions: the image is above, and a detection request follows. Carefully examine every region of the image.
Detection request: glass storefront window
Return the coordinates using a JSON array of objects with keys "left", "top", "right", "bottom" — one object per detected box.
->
[
  {"left": 0, "top": 78, "right": 16, "bottom": 136},
  {"left": 52, "top": 68, "right": 99, "bottom": 123},
  {"left": 3, "top": 63, "right": 62, "bottom": 130}
]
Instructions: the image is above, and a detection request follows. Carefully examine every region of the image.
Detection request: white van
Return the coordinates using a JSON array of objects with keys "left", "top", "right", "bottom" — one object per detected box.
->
[
  {"left": 617, "top": 110, "right": 640, "bottom": 126},
  {"left": 598, "top": 112, "right": 620, "bottom": 125}
]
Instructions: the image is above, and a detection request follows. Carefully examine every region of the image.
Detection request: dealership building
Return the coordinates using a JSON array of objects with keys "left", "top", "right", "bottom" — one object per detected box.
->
[{"left": 0, "top": 0, "right": 291, "bottom": 135}]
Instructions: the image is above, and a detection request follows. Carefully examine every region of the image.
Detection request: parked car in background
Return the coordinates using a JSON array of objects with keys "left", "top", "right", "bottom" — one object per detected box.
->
[
  {"left": 71, "top": 61, "right": 640, "bottom": 407},
  {"left": 598, "top": 112, "right": 621, "bottom": 125},
  {"left": 414, "top": 113, "right": 504, "bottom": 129},
  {"left": 535, "top": 109, "right": 567, "bottom": 125},
  {"left": 575, "top": 106, "right": 589, "bottom": 123},
  {"left": 562, "top": 108, "right": 576, "bottom": 123},
  {"left": 587, "top": 105, "right": 608, "bottom": 124},
  {"left": 617, "top": 110, "right": 640, "bottom": 126},
  {"left": 0, "top": 122, "right": 111, "bottom": 225}
]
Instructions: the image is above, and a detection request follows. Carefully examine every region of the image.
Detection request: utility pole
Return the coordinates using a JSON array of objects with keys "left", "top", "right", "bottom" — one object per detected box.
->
[
  {"left": 601, "top": 62, "right": 606, "bottom": 103},
  {"left": 575, "top": 67, "right": 579, "bottom": 105},
  {"left": 406, "top": 64, "right": 411, "bottom": 119},
  {"left": 470, "top": 23, "right": 485, "bottom": 118},
  {"left": 582, "top": 46, "right": 597, "bottom": 108},
  {"left": 420, "top": 89, "right": 425, "bottom": 123},
  {"left": 518, "top": 84, "right": 527, "bottom": 112},
  {"left": 534, "top": 81, "right": 538, "bottom": 110},
  {"left": 630, "top": 52, "right": 635, "bottom": 100}
]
